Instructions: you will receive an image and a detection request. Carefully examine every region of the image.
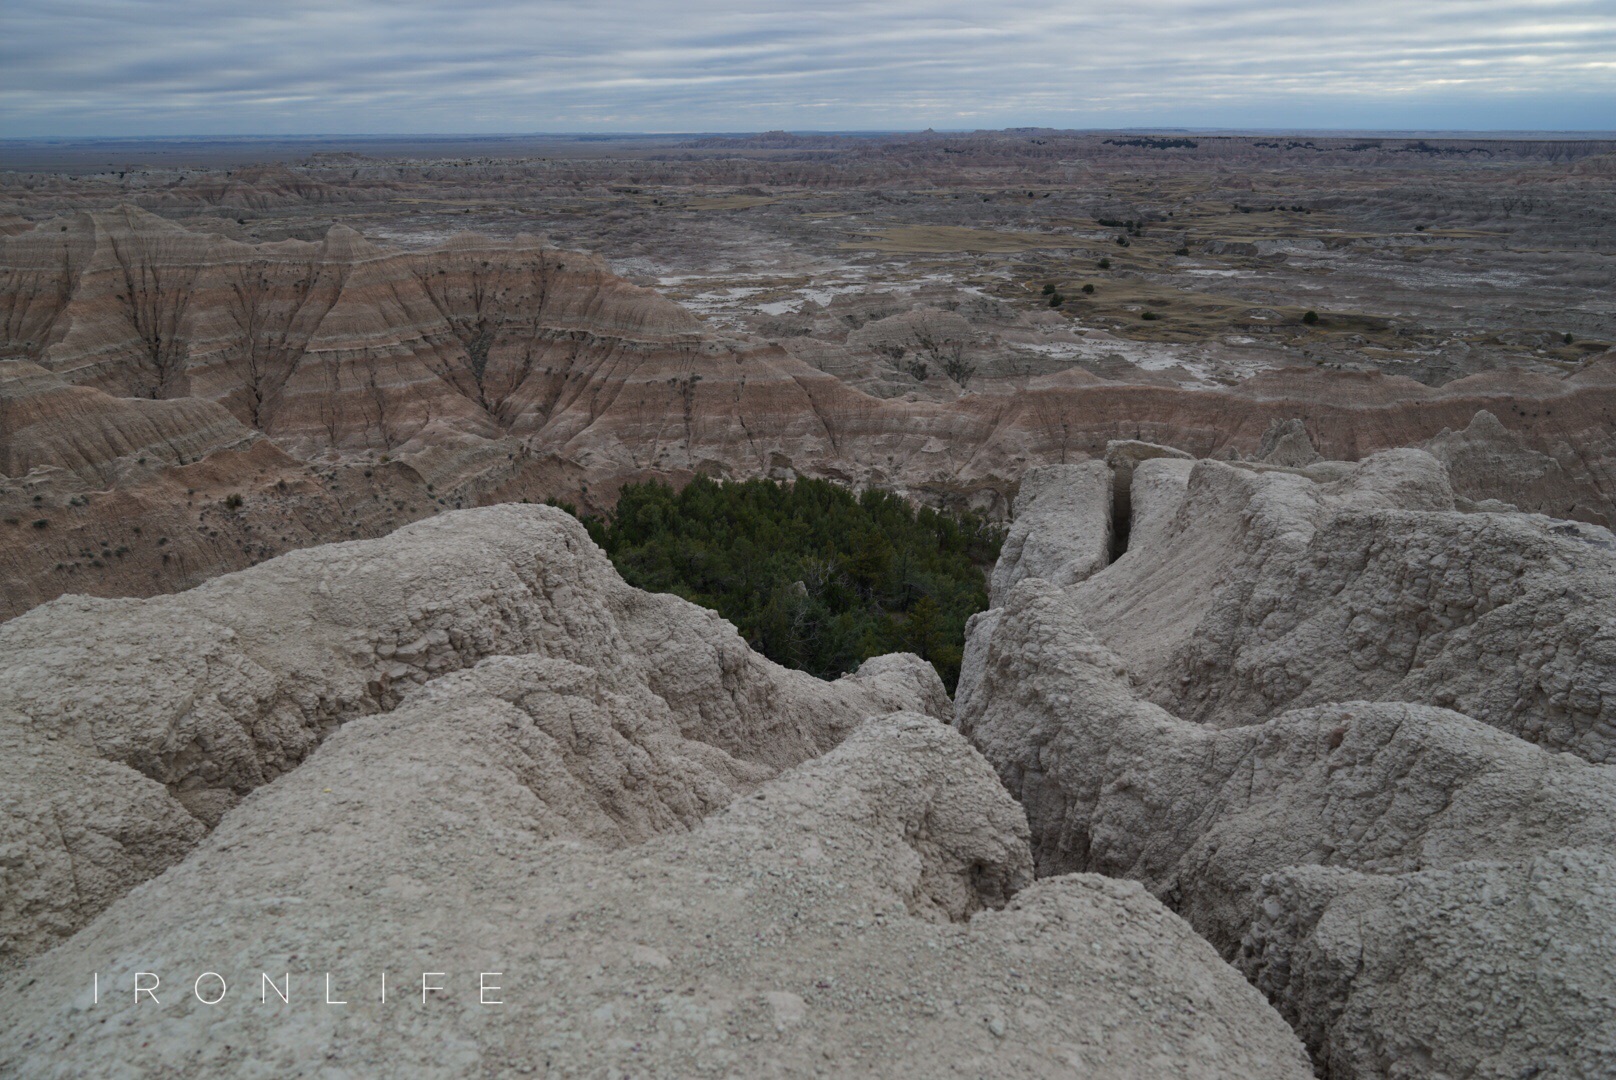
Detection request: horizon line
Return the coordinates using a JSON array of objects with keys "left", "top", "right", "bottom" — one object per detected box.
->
[{"left": 7, "top": 127, "right": 1616, "bottom": 143}]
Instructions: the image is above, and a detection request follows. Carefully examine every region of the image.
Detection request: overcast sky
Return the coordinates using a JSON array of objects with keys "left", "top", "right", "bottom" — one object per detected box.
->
[{"left": 3, "top": 1, "right": 1614, "bottom": 137}]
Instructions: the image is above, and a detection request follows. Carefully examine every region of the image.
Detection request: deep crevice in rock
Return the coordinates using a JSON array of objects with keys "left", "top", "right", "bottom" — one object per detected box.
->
[{"left": 1107, "top": 468, "right": 1132, "bottom": 563}]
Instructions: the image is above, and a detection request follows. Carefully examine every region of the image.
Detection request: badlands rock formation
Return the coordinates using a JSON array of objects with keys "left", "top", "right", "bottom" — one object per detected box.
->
[
  {"left": 987, "top": 460, "right": 1113, "bottom": 605},
  {"left": 0, "top": 504, "right": 1312, "bottom": 1077},
  {"left": 0, "top": 505, "right": 949, "bottom": 967},
  {"left": 4, "top": 210, "right": 1612, "bottom": 621},
  {"left": 957, "top": 445, "right": 1616, "bottom": 1077}
]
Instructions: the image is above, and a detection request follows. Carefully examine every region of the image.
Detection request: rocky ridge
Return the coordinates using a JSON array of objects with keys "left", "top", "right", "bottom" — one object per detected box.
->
[
  {"left": 0, "top": 505, "right": 948, "bottom": 967},
  {"left": 0, "top": 504, "right": 1312, "bottom": 1077},
  {"left": 957, "top": 443, "right": 1616, "bottom": 1076}
]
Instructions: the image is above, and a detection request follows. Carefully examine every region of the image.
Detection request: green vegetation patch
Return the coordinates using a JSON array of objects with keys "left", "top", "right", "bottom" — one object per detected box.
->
[{"left": 564, "top": 477, "right": 1002, "bottom": 692}]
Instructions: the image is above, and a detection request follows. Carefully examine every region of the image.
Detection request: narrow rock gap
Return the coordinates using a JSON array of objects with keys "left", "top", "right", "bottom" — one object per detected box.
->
[{"left": 1107, "top": 469, "right": 1132, "bottom": 563}]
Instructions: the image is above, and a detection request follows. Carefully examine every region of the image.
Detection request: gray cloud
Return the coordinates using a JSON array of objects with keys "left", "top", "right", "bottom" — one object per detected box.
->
[{"left": 2, "top": 0, "right": 1613, "bottom": 135}]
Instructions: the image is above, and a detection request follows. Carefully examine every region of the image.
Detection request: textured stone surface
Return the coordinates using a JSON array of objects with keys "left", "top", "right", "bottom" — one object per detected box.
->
[
  {"left": 1240, "top": 853, "right": 1616, "bottom": 1080},
  {"left": 958, "top": 445, "right": 1616, "bottom": 1077},
  {"left": 988, "top": 461, "right": 1113, "bottom": 605},
  {"left": 0, "top": 706, "right": 1311, "bottom": 1078},
  {"left": 0, "top": 504, "right": 948, "bottom": 968},
  {"left": 1428, "top": 407, "right": 1614, "bottom": 523},
  {"left": 1067, "top": 452, "right": 1616, "bottom": 762}
]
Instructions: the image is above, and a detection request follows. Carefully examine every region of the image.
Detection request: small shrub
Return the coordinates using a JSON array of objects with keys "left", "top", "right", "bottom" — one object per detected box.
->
[
  {"left": 32, "top": 519, "right": 48, "bottom": 529},
  {"left": 1041, "top": 283, "right": 1055, "bottom": 295},
  {"left": 1302, "top": 310, "right": 1320, "bottom": 326},
  {"left": 943, "top": 353, "right": 977, "bottom": 387},
  {"left": 1115, "top": 236, "right": 1130, "bottom": 247},
  {"left": 1175, "top": 246, "right": 1190, "bottom": 256},
  {"left": 1049, "top": 293, "right": 1064, "bottom": 308},
  {"left": 224, "top": 493, "right": 244, "bottom": 510},
  {"left": 1098, "top": 257, "right": 1112, "bottom": 269},
  {"left": 1081, "top": 283, "right": 1095, "bottom": 294},
  {"left": 1141, "top": 311, "right": 1159, "bottom": 321},
  {"left": 544, "top": 497, "right": 581, "bottom": 517},
  {"left": 1564, "top": 332, "right": 1574, "bottom": 344}
]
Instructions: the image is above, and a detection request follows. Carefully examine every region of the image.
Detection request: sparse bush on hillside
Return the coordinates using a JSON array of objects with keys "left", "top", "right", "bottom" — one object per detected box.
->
[
  {"left": 1082, "top": 283, "right": 1095, "bottom": 294},
  {"left": 1099, "top": 257, "right": 1112, "bottom": 269},
  {"left": 1302, "top": 310, "right": 1320, "bottom": 326},
  {"left": 564, "top": 477, "right": 1003, "bottom": 691},
  {"left": 942, "top": 352, "right": 977, "bottom": 387}
]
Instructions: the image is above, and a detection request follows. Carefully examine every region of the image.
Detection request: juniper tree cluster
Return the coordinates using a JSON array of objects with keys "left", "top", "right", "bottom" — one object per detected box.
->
[{"left": 557, "top": 477, "right": 1002, "bottom": 691}]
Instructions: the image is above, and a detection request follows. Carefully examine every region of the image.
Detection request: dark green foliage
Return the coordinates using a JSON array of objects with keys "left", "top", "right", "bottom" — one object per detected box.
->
[
  {"left": 1098, "top": 257, "right": 1112, "bottom": 269},
  {"left": 1081, "top": 283, "right": 1095, "bottom": 295},
  {"left": 1041, "top": 282, "right": 1056, "bottom": 295},
  {"left": 1302, "top": 310, "right": 1320, "bottom": 326},
  {"left": 224, "top": 493, "right": 244, "bottom": 510},
  {"left": 573, "top": 477, "right": 1002, "bottom": 692},
  {"left": 1102, "top": 137, "right": 1198, "bottom": 150},
  {"left": 1141, "top": 311, "right": 1159, "bottom": 321},
  {"left": 1564, "top": 332, "right": 1574, "bottom": 345},
  {"left": 1049, "top": 292, "right": 1064, "bottom": 307}
]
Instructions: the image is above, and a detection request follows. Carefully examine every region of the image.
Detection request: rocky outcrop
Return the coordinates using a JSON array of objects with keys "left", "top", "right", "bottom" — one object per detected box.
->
[
  {"left": 1427, "top": 407, "right": 1614, "bottom": 522},
  {"left": 0, "top": 704, "right": 1310, "bottom": 1078},
  {"left": 0, "top": 504, "right": 949, "bottom": 967},
  {"left": 961, "top": 579, "right": 1616, "bottom": 1078},
  {"left": 1257, "top": 418, "right": 1322, "bottom": 467},
  {"left": 1241, "top": 852, "right": 1616, "bottom": 1080},
  {"left": 957, "top": 446, "right": 1616, "bottom": 1076},
  {"left": 988, "top": 461, "right": 1113, "bottom": 605},
  {"left": 1064, "top": 451, "right": 1616, "bottom": 762}
]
